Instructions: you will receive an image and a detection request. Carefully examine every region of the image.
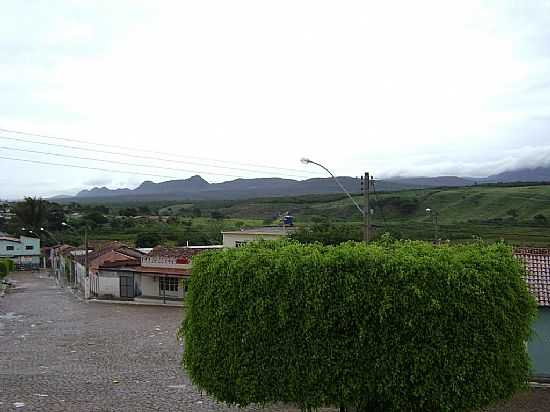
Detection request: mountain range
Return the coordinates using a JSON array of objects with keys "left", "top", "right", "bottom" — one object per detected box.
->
[{"left": 58, "top": 166, "right": 550, "bottom": 202}]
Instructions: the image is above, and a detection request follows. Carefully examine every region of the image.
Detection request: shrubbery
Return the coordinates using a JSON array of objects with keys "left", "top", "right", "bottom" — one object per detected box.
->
[
  {"left": 0, "top": 259, "right": 14, "bottom": 278},
  {"left": 180, "top": 239, "right": 537, "bottom": 411}
]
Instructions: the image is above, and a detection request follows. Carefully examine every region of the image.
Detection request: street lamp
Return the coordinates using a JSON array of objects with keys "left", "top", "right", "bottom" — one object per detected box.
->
[
  {"left": 300, "top": 158, "right": 364, "bottom": 216},
  {"left": 301, "top": 158, "right": 370, "bottom": 242},
  {"left": 426, "top": 208, "right": 439, "bottom": 243}
]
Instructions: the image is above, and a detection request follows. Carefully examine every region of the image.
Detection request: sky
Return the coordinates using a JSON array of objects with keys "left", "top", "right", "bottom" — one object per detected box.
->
[{"left": 1, "top": 0, "right": 550, "bottom": 199}]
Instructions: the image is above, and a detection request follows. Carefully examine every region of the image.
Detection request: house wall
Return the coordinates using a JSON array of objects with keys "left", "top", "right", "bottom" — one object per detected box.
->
[
  {"left": 96, "top": 270, "right": 121, "bottom": 298},
  {"left": 141, "top": 275, "right": 158, "bottom": 297},
  {"left": 141, "top": 275, "right": 186, "bottom": 299},
  {"left": 222, "top": 233, "right": 284, "bottom": 248},
  {"left": 529, "top": 307, "right": 550, "bottom": 377},
  {"left": 0, "top": 236, "right": 41, "bottom": 268}
]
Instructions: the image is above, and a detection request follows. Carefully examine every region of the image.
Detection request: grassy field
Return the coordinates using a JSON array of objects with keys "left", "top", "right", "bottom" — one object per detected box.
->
[{"left": 65, "top": 184, "right": 550, "bottom": 246}]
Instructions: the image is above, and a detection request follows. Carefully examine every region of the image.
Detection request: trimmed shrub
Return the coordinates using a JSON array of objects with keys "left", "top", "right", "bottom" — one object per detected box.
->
[
  {"left": 180, "top": 240, "right": 537, "bottom": 411},
  {"left": 0, "top": 259, "right": 14, "bottom": 278}
]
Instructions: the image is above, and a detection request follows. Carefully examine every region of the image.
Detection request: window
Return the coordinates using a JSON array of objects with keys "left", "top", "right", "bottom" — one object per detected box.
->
[
  {"left": 235, "top": 241, "right": 248, "bottom": 248},
  {"left": 159, "top": 276, "right": 179, "bottom": 292},
  {"left": 6, "top": 245, "right": 14, "bottom": 251},
  {"left": 25, "top": 245, "right": 33, "bottom": 250}
]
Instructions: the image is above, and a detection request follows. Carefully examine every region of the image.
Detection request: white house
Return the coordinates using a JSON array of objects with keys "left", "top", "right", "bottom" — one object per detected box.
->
[
  {"left": 0, "top": 234, "right": 41, "bottom": 269},
  {"left": 221, "top": 227, "right": 294, "bottom": 248},
  {"left": 96, "top": 245, "right": 221, "bottom": 303}
]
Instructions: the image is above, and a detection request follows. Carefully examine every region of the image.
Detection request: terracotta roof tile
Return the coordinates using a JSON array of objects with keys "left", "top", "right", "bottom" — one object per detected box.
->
[
  {"left": 74, "top": 242, "right": 143, "bottom": 264},
  {"left": 514, "top": 248, "right": 550, "bottom": 307}
]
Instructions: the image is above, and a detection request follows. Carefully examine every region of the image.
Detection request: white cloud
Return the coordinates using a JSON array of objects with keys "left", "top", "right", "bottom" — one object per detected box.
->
[{"left": 2, "top": 1, "right": 550, "bottom": 197}]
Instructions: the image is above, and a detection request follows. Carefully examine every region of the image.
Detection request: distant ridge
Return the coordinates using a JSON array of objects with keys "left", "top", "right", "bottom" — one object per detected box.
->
[{"left": 59, "top": 166, "right": 550, "bottom": 202}]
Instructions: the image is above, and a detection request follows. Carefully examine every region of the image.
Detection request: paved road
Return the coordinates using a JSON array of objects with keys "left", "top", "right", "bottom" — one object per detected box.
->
[
  {"left": 2, "top": 271, "right": 549, "bottom": 412},
  {"left": 0, "top": 271, "right": 297, "bottom": 412}
]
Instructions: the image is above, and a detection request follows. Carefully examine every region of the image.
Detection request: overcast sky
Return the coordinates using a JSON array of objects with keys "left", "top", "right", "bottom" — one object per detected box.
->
[{"left": 1, "top": 1, "right": 550, "bottom": 199}]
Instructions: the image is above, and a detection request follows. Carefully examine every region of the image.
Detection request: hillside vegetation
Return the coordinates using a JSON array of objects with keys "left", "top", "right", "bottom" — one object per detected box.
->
[{"left": 43, "top": 184, "right": 550, "bottom": 246}]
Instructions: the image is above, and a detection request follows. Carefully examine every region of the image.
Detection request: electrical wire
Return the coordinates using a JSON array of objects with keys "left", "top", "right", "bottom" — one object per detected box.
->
[
  {"left": 0, "top": 134, "right": 314, "bottom": 179},
  {"left": 0, "top": 155, "right": 180, "bottom": 180},
  {"left": 0, "top": 127, "right": 320, "bottom": 177},
  {"left": 0, "top": 145, "right": 245, "bottom": 179}
]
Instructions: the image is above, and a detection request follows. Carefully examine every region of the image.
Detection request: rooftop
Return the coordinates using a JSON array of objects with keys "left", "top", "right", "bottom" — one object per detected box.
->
[
  {"left": 147, "top": 245, "right": 221, "bottom": 260},
  {"left": 221, "top": 226, "right": 295, "bottom": 235},
  {"left": 514, "top": 248, "right": 550, "bottom": 307}
]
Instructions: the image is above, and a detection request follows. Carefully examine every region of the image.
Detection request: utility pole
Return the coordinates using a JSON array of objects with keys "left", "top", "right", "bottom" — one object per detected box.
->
[{"left": 362, "top": 172, "right": 370, "bottom": 243}]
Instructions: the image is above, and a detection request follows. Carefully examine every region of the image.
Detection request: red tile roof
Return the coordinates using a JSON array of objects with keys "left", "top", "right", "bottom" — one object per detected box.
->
[
  {"left": 514, "top": 248, "right": 550, "bottom": 307},
  {"left": 102, "top": 264, "right": 191, "bottom": 277},
  {"left": 74, "top": 242, "right": 143, "bottom": 264}
]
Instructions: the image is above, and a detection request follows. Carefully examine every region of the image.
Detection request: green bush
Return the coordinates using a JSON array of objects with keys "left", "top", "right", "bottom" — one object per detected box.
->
[
  {"left": 180, "top": 240, "right": 537, "bottom": 411},
  {"left": 0, "top": 259, "right": 14, "bottom": 278}
]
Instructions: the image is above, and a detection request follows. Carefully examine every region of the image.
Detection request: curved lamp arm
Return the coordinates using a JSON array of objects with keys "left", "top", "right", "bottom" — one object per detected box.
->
[{"left": 301, "top": 158, "right": 365, "bottom": 216}]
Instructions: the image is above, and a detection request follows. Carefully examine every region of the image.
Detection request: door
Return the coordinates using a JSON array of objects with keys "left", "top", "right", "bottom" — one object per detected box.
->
[{"left": 119, "top": 275, "right": 134, "bottom": 299}]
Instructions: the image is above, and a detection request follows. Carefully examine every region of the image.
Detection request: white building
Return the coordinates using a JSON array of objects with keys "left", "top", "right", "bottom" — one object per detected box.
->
[
  {"left": 221, "top": 227, "right": 294, "bottom": 248},
  {"left": 0, "top": 234, "right": 41, "bottom": 269},
  {"left": 96, "top": 245, "right": 221, "bottom": 303}
]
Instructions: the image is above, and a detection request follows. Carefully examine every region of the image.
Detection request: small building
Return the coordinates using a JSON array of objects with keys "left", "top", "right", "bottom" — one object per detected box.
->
[
  {"left": 515, "top": 247, "right": 550, "bottom": 378},
  {"left": 73, "top": 242, "right": 144, "bottom": 298},
  {"left": 95, "top": 245, "right": 221, "bottom": 302},
  {"left": 221, "top": 226, "right": 294, "bottom": 248},
  {"left": 0, "top": 234, "right": 41, "bottom": 269}
]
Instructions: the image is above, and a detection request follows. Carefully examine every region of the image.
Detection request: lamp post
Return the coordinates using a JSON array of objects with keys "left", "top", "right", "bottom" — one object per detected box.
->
[
  {"left": 425, "top": 208, "right": 439, "bottom": 243},
  {"left": 300, "top": 158, "right": 370, "bottom": 243},
  {"left": 61, "top": 222, "right": 89, "bottom": 292}
]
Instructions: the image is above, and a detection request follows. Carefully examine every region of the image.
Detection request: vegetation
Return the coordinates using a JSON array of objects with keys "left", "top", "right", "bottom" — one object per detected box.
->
[
  {"left": 4, "top": 184, "right": 550, "bottom": 247},
  {"left": 135, "top": 232, "right": 162, "bottom": 248},
  {"left": 0, "top": 259, "right": 15, "bottom": 278},
  {"left": 180, "top": 239, "right": 536, "bottom": 411}
]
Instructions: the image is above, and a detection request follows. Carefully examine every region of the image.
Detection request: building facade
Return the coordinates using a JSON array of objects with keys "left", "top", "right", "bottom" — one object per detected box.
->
[
  {"left": 221, "top": 227, "right": 293, "bottom": 248},
  {"left": 96, "top": 245, "right": 220, "bottom": 303},
  {"left": 0, "top": 235, "right": 41, "bottom": 269}
]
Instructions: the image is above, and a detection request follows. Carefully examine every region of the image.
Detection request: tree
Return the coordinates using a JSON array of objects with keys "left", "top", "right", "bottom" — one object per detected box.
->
[
  {"left": 210, "top": 211, "right": 225, "bottom": 220},
  {"left": 45, "top": 203, "right": 66, "bottom": 231},
  {"left": 119, "top": 207, "right": 138, "bottom": 217},
  {"left": 83, "top": 211, "right": 109, "bottom": 227},
  {"left": 135, "top": 232, "right": 162, "bottom": 248},
  {"left": 534, "top": 214, "right": 548, "bottom": 225},
  {"left": 506, "top": 208, "right": 519, "bottom": 219},
  {"left": 13, "top": 197, "right": 48, "bottom": 232},
  {"left": 138, "top": 205, "right": 151, "bottom": 215},
  {"left": 93, "top": 204, "right": 110, "bottom": 214},
  {"left": 290, "top": 223, "right": 362, "bottom": 245}
]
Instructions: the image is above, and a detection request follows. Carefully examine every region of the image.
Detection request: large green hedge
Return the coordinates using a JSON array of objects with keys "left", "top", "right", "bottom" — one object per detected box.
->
[{"left": 180, "top": 240, "right": 537, "bottom": 411}]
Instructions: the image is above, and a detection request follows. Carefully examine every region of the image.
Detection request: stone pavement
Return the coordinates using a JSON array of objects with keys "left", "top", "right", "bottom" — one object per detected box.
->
[
  {"left": 2, "top": 271, "right": 550, "bottom": 412},
  {"left": 0, "top": 271, "right": 304, "bottom": 412}
]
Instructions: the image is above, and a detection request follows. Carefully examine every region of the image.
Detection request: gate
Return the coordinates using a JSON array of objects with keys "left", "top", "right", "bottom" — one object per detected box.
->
[{"left": 119, "top": 274, "right": 134, "bottom": 299}]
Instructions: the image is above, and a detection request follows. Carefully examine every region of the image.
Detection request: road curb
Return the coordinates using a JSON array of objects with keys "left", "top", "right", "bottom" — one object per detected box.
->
[{"left": 87, "top": 298, "right": 184, "bottom": 308}]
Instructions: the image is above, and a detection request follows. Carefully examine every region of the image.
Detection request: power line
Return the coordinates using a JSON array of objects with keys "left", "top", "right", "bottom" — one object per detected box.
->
[
  {"left": 0, "top": 155, "right": 181, "bottom": 180},
  {"left": 0, "top": 134, "right": 312, "bottom": 179},
  {"left": 0, "top": 126, "right": 319, "bottom": 177},
  {"left": 0, "top": 145, "right": 246, "bottom": 179}
]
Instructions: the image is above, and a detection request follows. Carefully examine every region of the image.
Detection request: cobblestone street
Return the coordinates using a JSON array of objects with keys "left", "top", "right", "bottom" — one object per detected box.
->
[
  {"left": 2, "top": 271, "right": 550, "bottom": 412},
  {"left": 0, "top": 271, "right": 300, "bottom": 412}
]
